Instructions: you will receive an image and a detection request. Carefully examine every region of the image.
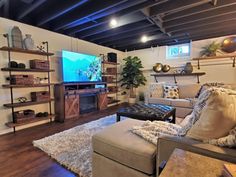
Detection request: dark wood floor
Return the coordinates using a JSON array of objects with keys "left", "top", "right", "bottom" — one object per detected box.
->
[{"left": 0, "top": 104, "right": 124, "bottom": 177}]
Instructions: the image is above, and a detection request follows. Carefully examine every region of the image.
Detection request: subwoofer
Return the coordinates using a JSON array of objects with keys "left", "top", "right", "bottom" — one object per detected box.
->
[{"left": 107, "top": 52, "right": 117, "bottom": 63}]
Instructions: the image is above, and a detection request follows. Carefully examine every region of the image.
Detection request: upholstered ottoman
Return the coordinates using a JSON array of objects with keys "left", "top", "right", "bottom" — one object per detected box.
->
[{"left": 92, "top": 119, "right": 156, "bottom": 177}]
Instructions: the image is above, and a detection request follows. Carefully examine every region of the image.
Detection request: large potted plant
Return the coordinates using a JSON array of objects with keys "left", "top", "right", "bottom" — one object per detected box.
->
[{"left": 120, "top": 56, "right": 146, "bottom": 103}]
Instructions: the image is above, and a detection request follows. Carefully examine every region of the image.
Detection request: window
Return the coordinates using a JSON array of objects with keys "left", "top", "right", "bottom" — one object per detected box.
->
[{"left": 167, "top": 43, "right": 191, "bottom": 59}]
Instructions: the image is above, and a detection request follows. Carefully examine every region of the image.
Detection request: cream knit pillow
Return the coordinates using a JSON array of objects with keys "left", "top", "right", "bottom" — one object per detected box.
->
[{"left": 187, "top": 89, "right": 236, "bottom": 141}]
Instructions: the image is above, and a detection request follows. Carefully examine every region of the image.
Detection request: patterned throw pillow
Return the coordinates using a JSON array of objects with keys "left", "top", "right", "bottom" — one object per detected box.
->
[
  {"left": 149, "top": 83, "right": 164, "bottom": 98},
  {"left": 163, "top": 85, "right": 179, "bottom": 99}
]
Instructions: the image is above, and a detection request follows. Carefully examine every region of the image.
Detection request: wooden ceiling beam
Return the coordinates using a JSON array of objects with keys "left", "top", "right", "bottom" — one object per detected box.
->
[
  {"left": 98, "top": 27, "right": 162, "bottom": 45},
  {"left": 163, "top": 0, "right": 236, "bottom": 22},
  {"left": 87, "top": 23, "right": 155, "bottom": 42},
  {"left": 17, "top": 0, "right": 47, "bottom": 20},
  {"left": 165, "top": 13, "right": 236, "bottom": 33},
  {"left": 65, "top": 0, "right": 162, "bottom": 35},
  {"left": 163, "top": 4, "right": 236, "bottom": 28},
  {"left": 77, "top": 12, "right": 148, "bottom": 38},
  {"left": 37, "top": 0, "right": 89, "bottom": 26},
  {"left": 52, "top": 0, "right": 134, "bottom": 31},
  {"left": 150, "top": 0, "right": 211, "bottom": 17},
  {"left": 171, "top": 20, "right": 236, "bottom": 36}
]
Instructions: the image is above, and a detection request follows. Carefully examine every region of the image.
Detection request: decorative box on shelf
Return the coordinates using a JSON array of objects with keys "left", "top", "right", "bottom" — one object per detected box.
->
[
  {"left": 10, "top": 75, "right": 34, "bottom": 85},
  {"left": 31, "top": 91, "right": 50, "bottom": 101},
  {"left": 30, "top": 59, "right": 49, "bottom": 70},
  {"left": 106, "top": 68, "right": 117, "bottom": 74},
  {"left": 13, "top": 109, "right": 35, "bottom": 123},
  {"left": 108, "top": 86, "right": 118, "bottom": 92},
  {"left": 102, "top": 76, "right": 114, "bottom": 82}
]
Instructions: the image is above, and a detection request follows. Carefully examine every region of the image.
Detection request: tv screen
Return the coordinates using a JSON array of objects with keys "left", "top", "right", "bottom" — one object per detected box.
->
[{"left": 62, "top": 50, "right": 102, "bottom": 83}]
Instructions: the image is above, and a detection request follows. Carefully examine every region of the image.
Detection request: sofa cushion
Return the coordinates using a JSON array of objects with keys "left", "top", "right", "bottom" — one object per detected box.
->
[
  {"left": 171, "top": 99, "right": 197, "bottom": 109},
  {"left": 148, "top": 97, "right": 172, "bottom": 105},
  {"left": 92, "top": 119, "right": 156, "bottom": 175},
  {"left": 178, "top": 84, "right": 201, "bottom": 99},
  {"left": 187, "top": 89, "right": 236, "bottom": 141}
]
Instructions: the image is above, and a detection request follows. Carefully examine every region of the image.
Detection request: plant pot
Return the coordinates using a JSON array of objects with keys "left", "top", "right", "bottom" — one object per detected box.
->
[{"left": 128, "top": 97, "right": 136, "bottom": 104}]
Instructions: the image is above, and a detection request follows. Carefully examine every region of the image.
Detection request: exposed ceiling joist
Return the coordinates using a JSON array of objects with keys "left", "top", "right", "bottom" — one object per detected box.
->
[
  {"left": 150, "top": 0, "right": 211, "bottom": 17},
  {"left": 96, "top": 27, "right": 159, "bottom": 44},
  {"left": 165, "top": 12, "right": 236, "bottom": 32},
  {"left": 65, "top": 0, "right": 162, "bottom": 35},
  {"left": 17, "top": 0, "right": 47, "bottom": 20},
  {"left": 171, "top": 20, "right": 236, "bottom": 36},
  {"left": 163, "top": 0, "right": 236, "bottom": 22},
  {"left": 52, "top": 0, "right": 128, "bottom": 31},
  {"left": 37, "top": 0, "right": 89, "bottom": 26},
  {"left": 112, "top": 33, "right": 168, "bottom": 48},
  {"left": 77, "top": 12, "right": 147, "bottom": 38},
  {"left": 87, "top": 22, "right": 155, "bottom": 42},
  {"left": 163, "top": 4, "right": 236, "bottom": 28}
]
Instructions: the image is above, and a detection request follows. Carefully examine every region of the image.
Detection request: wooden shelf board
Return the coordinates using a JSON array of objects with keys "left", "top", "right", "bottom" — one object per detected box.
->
[
  {"left": 4, "top": 99, "right": 54, "bottom": 108},
  {"left": 108, "top": 100, "right": 120, "bottom": 105},
  {"left": 0, "top": 46, "right": 54, "bottom": 56},
  {"left": 193, "top": 55, "right": 236, "bottom": 60},
  {"left": 102, "top": 61, "right": 120, "bottom": 65},
  {"left": 2, "top": 83, "right": 55, "bottom": 88},
  {"left": 102, "top": 73, "right": 120, "bottom": 76},
  {"left": 1, "top": 68, "right": 55, "bottom": 72},
  {"left": 150, "top": 72, "right": 206, "bottom": 77},
  {"left": 5, "top": 114, "right": 56, "bottom": 128}
]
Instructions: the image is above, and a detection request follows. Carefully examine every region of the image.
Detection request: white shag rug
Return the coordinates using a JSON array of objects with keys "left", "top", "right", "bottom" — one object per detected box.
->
[
  {"left": 33, "top": 114, "right": 119, "bottom": 177},
  {"left": 33, "top": 114, "right": 182, "bottom": 177}
]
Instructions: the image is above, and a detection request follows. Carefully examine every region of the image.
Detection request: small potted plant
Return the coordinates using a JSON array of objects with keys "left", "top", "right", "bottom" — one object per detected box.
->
[
  {"left": 200, "top": 41, "right": 222, "bottom": 57},
  {"left": 120, "top": 56, "right": 146, "bottom": 103}
]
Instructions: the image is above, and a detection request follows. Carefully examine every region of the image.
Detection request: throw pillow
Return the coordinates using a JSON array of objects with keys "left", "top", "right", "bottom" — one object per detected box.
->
[
  {"left": 196, "top": 82, "right": 232, "bottom": 98},
  {"left": 187, "top": 88, "right": 236, "bottom": 141},
  {"left": 149, "top": 83, "right": 164, "bottom": 98},
  {"left": 163, "top": 85, "right": 179, "bottom": 99}
]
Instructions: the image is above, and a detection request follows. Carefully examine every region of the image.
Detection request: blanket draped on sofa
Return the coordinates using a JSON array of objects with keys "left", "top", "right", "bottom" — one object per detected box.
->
[{"left": 132, "top": 87, "right": 236, "bottom": 145}]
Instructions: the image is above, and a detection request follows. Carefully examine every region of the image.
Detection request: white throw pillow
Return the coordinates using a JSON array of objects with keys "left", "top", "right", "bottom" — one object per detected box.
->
[{"left": 149, "top": 83, "right": 164, "bottom": 98}]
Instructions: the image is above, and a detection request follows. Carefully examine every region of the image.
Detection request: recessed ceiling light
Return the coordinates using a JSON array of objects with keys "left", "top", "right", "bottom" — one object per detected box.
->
[
  {"left": 110, "top": 18, "right": 118, "bottom": 28},
  {"left": 141, "top": 35, "right": 148, "bottom": 43}
]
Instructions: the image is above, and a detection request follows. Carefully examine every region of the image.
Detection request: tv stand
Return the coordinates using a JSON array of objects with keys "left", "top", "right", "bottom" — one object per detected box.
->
[{"left": 54, "top": 82, "right": 107, "bottom": 122}]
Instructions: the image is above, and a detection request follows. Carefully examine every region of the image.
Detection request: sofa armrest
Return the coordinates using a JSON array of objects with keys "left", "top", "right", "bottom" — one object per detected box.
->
[{"left": 156, "top": 135, "right": 236, "bottom": 176}]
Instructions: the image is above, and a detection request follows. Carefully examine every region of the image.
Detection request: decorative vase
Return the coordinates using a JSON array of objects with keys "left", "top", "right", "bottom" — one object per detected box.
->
[
  {"left": 11, "top": 26, "right": 23, "bottom": 49},
  {"left": 153, "top": 63, "right": 163, "bottom": 73},
  {"left": 162, "top": 65, "right": 170, "bottom": 72},
  {"left": 23, "top": 34, "right": 34, "bottom": 50},
  {"left": 222, "top": 37, "right": 236, "bottom": 53},
  {"left": 184, "top": 62, "right": 193, "bottom": 74}
]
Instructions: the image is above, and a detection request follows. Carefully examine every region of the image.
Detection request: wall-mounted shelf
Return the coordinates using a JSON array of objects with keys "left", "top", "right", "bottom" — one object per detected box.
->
[
  {"left": 192, "top": 54, "right": 236, "bottom": 69},
  {"left": 0, "top": 46, "right": 54, "bottom": 56},
  {"left": 5, "top": 114, "right": 56, "bottom": 128},
  {"left": 108, "top": 100, "right": 120, "bottom": 105},
  {"left": 3, "top": 99, "right": 54, "bottom": 108},
  {"left": 102, "top": 61, "right": 120, "bottom": 65},
  {"left": 150, "top": 72, "right": 206, "bottom": 83},
  {"left": 2, "top": 83, "right": 55, "bottom": 88},
  {"left": 1, "top": 68, "right": 55, "bottom": 72}
]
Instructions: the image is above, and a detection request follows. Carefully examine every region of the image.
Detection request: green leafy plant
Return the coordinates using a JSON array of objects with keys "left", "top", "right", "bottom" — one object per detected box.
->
[
  {"left": 200, "top": 41, "right": 221, "bottom": 57},
  {"left": 120, "top": 56, "right": 147, "bottom": 98}
]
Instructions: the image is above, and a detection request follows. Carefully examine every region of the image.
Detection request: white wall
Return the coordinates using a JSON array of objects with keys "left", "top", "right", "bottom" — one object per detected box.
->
[
  {"left": 0, "top": 17, "right": 125, "bottom": 134},
  {"left": 126, "top": 36, "right": 236, "bottom": 93}
]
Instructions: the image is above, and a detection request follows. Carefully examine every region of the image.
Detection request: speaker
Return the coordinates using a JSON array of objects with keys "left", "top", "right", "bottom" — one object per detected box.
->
[{"left": 107, "top": 52, "right": 117, "bottom": 63}]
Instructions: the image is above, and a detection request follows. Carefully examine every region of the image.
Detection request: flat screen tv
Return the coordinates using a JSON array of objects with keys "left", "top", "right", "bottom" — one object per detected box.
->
[{"left": 62, "top": 50, "right": 102, "bottom": 83}]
